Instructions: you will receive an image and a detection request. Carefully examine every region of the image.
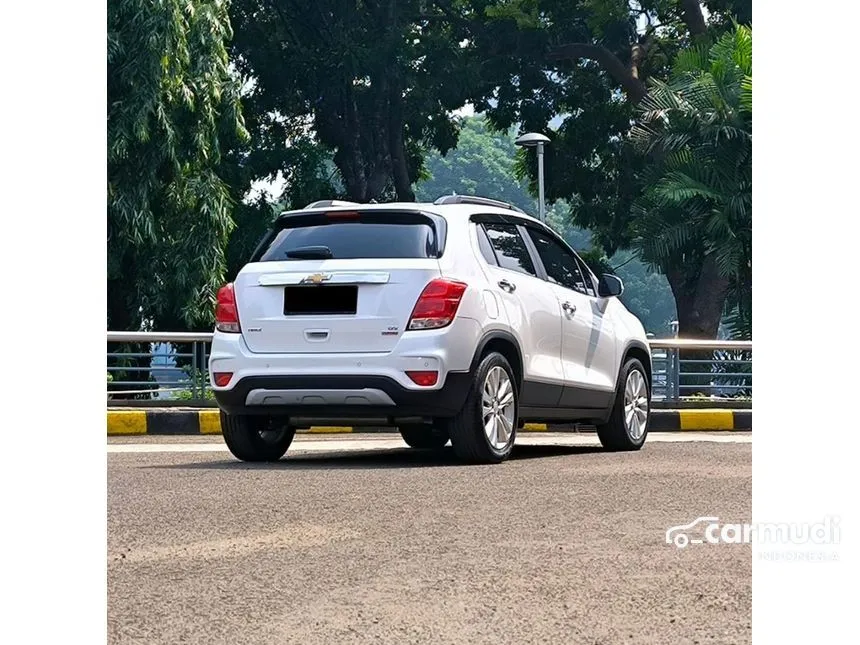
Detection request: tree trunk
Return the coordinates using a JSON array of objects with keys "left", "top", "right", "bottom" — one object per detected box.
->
[
  {"left": 336, "top": 87, "right": 371, "bottom": 202},
  {"left": 679, "top": 0, "right": 709, "bottom": 39},
  {"left": 664, "top": 253, "right": 732, "bottom": 397},
  {"left": 337, "top": 146, "right": 369, "bottom": 202},
  {"left": 667, "top": 254, "right": 731, "bottom": 339},
  {"left": 547, "top": 43, "right": 648, "bottom": 104},
  {"left": 388, "top": 77, "right": 415, "bottom": 202}
]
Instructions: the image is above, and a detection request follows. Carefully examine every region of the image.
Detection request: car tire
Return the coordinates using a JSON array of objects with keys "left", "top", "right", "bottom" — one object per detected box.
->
[
  {"left": 398, "top": 425, "right": 449, "bottom": 449},
  {"left": 596, "top": 357, "right": 650, "bottom": 451},
  {"left": 445, "top": 352, "right": 518, "bottom": 464},
  {"left": 220, "top": 412, "right": 296, "bottom": 462}
]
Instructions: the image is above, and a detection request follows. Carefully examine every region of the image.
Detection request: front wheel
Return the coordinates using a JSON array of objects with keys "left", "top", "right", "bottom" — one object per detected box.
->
[
  {"left": 445, "top": 352, "right": 518, "bottom": 464},
  {"left": 220, "top": 412, "right": 296, "bottom": 462},
  {"left": 596, "top": 357, "right": 650, "bottom": 451}
]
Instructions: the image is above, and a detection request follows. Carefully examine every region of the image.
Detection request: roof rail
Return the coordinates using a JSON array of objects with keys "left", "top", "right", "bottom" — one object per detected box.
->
[
  {"left": 433, "top": 194, "right": 526, "bottom": 214},
  {"left": 302, "top": 199, "right": 361, "bottom": 209}
]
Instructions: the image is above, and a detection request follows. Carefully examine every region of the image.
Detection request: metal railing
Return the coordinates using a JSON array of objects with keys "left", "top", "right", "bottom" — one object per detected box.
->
[
  {"left": 107, "top": 332, "right": 213, "bottom": 401},
  {"left": 106, "top": 332, "right": 751, "bottom": 404},
  {"left": 648, "top": 339, "right": 752, "bottom": 401}
]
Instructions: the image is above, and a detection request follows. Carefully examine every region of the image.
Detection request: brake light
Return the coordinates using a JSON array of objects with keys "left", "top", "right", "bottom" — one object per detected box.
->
[
  {"left": 215, "top": 283, "right": 240, "bottom": 333},
  {"left": 407, "top": 278, "right": 468, "bottom": 330},
  {"left": 406, "top": 371, "right": 439, "bottom": 386},
  {"left": 325, "top": 211, "right": 360, "bottom": 220}
]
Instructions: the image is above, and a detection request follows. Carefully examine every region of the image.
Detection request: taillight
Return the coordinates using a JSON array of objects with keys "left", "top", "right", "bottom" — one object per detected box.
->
[
  {"left": 407, "top": 278, "right": 467, "bottom": 330},
  {"left": 215, "top": 283, "right": 240, "bottom": 333}
]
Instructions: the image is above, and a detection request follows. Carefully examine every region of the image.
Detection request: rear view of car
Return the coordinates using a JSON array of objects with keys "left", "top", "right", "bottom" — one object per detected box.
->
[
  {"left": 210, "top": 197, "right": 652, "bottom": 465},
  {"left": 208, "top": 203, "right": 482, "bottom": 461}
]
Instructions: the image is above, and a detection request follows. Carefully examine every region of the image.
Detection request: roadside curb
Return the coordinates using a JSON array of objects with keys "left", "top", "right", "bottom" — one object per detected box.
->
[{"left": 107, "top": 408, "right": 751, "bottom": 436}]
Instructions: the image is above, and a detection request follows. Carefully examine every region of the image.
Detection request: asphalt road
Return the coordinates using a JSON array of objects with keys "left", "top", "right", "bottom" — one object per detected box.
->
[{"left": 108, "top": 433, "right": 752, "bottom": 645}]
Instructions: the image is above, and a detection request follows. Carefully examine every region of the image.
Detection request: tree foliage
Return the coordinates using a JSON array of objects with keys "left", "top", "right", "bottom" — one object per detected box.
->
[
  {"left": 415, "top": 115, "right": 536, "bottom": 210},
  {"left": 106, "top": 0, "right": 751, "bottom": 341},
  {"left": 108, "top": 0, "right": 248, "bottom": 330},
  {"left": 472, "top": 0, "right": 751, "bottom": 338},
  {"left": 416, "top": 115, "right": 676, "bottom": 334},
  {"left": 229, "top": 0, "right": 491, "bottom": 203},
  {"left": 631, "top": 23, "right": 751, "bottom": 337}
]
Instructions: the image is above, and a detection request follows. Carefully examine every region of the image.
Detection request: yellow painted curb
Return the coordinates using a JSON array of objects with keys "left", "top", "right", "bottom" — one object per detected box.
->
[
  {"left": 198, "top": 410, "right": 223, "bottom": 434},
  {"left": 305, "top": 426, "right": 354, "bottom": 433},
  {"left": 107, "top": 410, "right": 147, "bottom": 435},
  {"left": 679, "top": 409, "right": 734, "bottom": 430},
  {"left": 522, "top": 423, "right": 548, "bottom": 431}
]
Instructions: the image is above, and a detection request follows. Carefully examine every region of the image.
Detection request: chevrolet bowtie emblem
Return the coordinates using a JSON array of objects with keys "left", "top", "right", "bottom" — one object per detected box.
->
[{"left": 301, "top": 273, "right": 332, "bottom": 285}]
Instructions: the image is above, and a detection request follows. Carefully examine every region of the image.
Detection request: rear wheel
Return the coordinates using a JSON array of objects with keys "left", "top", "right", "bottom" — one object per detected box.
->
[
  {"left": 596, "top": 358, "right": 650, "bottom": 451},
  {"left": 398, "top": 425, "right": 449, "bottom": 450},
  {"left": 220, "top": 412, "right": 296, "bottom": 462},
  {"left": 445, "top": 352, "right": 518, "bottom": 464}
]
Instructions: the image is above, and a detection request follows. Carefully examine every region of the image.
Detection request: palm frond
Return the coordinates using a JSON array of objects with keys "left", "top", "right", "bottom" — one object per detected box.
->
[
  {"left": 740, "top": 75, "right": 752, "bottom": 112},
  {"left": 673, "top": 45, "right": 710, "bottom": 76},
  {"left": 654, "top": 171, "right": 723, "bottom": 204}
]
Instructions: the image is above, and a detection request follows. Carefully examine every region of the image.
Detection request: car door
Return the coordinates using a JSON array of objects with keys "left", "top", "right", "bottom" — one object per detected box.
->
[
  {"left": 474, "top": 220, "right": 565, "bottom": 407},
  {"left": 522, "top": 226, "right": 618, "bottom": 407}
]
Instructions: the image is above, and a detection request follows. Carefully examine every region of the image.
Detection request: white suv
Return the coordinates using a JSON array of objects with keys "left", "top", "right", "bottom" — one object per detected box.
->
[{"left": 209, "top": 196, "right": 652, "bottom": 464}]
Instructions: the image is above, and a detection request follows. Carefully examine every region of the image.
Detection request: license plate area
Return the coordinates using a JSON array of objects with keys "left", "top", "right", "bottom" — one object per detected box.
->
[{"left": 283, "top": 285, "right": 357, "bottom": 316}]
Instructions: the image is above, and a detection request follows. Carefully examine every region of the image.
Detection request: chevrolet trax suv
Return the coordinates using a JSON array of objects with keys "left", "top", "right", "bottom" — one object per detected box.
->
[{"left": 209, "top": 196, "right": 652, "bottom": 464}]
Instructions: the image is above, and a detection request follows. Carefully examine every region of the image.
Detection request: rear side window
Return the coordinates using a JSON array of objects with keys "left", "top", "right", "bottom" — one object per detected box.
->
[
  {"left": 483, "top": 223, "right": 537, "bottom": 276},
  {"left": 252, "top": 213, "right": 440, "bottom": 261},
  {"left": 475, "top": 224, "right": 498, "bottom": 265}
]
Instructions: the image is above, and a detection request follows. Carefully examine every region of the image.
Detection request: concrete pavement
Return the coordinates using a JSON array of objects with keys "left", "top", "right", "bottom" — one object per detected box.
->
[{"left": 108, "top": 433, "right": 752, "bottom": 644}]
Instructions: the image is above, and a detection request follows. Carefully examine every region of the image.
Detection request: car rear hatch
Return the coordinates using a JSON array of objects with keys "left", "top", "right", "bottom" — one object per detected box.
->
[{"left": 234, "top": 208, "right": 446, "bottom": 354}]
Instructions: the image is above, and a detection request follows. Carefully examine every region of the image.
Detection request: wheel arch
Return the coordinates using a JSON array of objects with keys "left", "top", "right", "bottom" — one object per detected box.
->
[
  {"left": 622, "top": 340, "right": 653, "bottom": 389},
  {"left": 469, "top": 330, "right": 525, "bottom": 393}
]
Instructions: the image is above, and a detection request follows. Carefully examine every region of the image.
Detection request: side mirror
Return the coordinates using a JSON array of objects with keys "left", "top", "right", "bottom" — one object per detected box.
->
[{"left": 598, "top": 274, "right": 624, "bottom": 298}]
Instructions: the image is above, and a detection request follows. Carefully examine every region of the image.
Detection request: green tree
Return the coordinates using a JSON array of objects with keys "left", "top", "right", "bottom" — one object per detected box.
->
[
  {"left": 416, "top": 115, "right": 676, "bottom": 334},
  {"left": 222, "top": 134, "right": 342, "bottom": 281},
  {"left": 108, "top": 0, "right": 248, "bottom": 331},
  {"left": 470, "top": 0, "right": 751, "bottom": 338},
  {"left": 228, "top": 0, "right": 489, "bottom": 203},
  {"left": 631, "top": 24, "right": 751, "bottom": 338},
  {"left": 415, "top": 115, "right": 535, "bottom": 210}
]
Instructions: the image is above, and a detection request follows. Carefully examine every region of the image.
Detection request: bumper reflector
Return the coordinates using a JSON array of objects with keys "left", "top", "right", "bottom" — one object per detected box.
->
[
  {"left": 213, "top": 372, "right": 233, "bottom": 387},
  {"left": 406, "top": 370, "right": 438, "bottom": 386}
]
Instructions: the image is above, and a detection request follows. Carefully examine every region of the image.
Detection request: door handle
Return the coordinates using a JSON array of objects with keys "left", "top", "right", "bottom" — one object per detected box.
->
[
  {"left": 498, "top": 279, "right": 516, "bottom": 293},
  {"left": 562, "top": 301, "right": 576, "bottom": 316}
]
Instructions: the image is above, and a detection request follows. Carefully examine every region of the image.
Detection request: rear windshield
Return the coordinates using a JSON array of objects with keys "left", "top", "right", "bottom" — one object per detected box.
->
[{"left": 251, "top": 212, "right": 442, "bottom": 261}]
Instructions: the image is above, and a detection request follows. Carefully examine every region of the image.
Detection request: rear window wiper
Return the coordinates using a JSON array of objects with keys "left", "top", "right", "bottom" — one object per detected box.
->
[{"left": 285, "top": 245, "right": 333, "bottom": 260}]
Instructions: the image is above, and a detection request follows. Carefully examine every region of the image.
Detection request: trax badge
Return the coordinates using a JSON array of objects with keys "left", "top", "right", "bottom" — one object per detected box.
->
[{"left": 301, "top": 273, "right": 332, "bottom": 285}]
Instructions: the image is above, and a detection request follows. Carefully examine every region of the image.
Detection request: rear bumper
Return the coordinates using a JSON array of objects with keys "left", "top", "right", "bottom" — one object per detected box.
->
[
  {"left": 208, "top": 318, "right": 481, "bottom": 392},
  {"left": 213, "top": 372, "right": 473, "bottom": 421}
]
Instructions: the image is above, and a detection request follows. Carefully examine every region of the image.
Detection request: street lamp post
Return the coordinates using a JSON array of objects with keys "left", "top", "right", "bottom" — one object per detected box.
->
[{"left": 514, "top": 132, "right": 551, "bottom": 223}]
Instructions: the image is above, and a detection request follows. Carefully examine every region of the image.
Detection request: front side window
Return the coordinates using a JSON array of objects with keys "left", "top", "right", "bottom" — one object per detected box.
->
[
  {"left": 526, "top": 228, "right": 591, "bottom": 295},
  {"left": 574, "top": 257, "right": 598, "bottom": 297}
]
